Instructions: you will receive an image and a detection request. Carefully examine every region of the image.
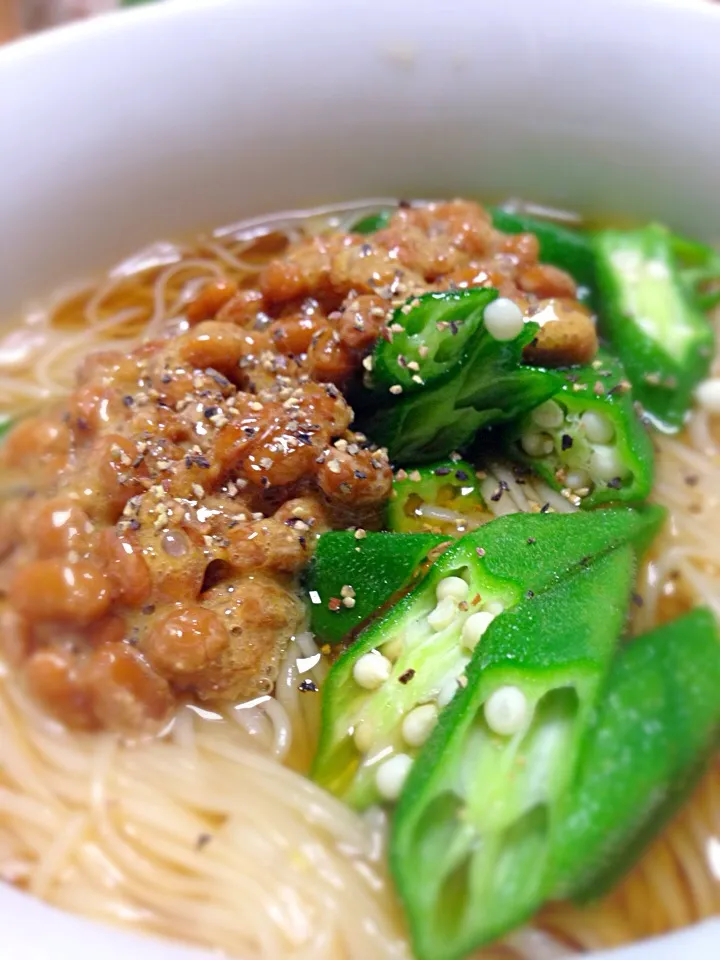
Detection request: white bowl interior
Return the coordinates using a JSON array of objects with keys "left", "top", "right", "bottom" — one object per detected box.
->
[{"left": 1, "top": 0, "right": 720, "bottom": 957}]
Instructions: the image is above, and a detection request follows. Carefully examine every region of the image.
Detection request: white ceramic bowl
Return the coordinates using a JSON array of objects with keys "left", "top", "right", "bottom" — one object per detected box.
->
[{"left": 1, "top": 0, "right": 720, "bottom": 957}]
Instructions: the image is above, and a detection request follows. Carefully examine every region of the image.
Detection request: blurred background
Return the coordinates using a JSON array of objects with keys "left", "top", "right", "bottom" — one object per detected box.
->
[{"left": 0, "top": 0, "right": 152, "bottom": 40}]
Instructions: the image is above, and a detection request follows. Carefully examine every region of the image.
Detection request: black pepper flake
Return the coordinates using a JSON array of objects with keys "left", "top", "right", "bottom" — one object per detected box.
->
[
  {"left": 540, "top": 503, "right": 551, "bottom": 513},
  {"left": 609, "top": 382, "right": 630, "bottom": 396},
  {"left": 561, "top": 434, "right": 573, "bottom": 451},
  {"left": 141, "top": 604, "right": 156, "bottom": 615},
  {"left": 296, "top": 432, "right": 313, "bottom": 446},
  {"left": 160, "top": 373, "right": 172, "bottom": 384},
  {"left": 606, "top": 477, "right": 623, "bottom": 490},
  {"left": 398, "top": 669, "right": 416, "bottom": 684},
  {"left": 203, "top": 406, "right": 220, "bottom": 419},
  {"left": 632, "top": 593, "right": 644, "bottom": 607},
  {"left": 455, "top": 470, "right": 469, "bottom": 481},
  {"left": 128, "top": 518, "right": 141, "bottom": 531},
  {"left": 195, "top": 833, "right": 213, "bottom": 850},
  {"left": 398, "top": 199, "right": 412, "bottom": 208},
  {"left": 434, "top": 467, "right": 452, "bottom": 476},
  {"left": 476, "top": 547, "right": 486, "bottom": 558},
  {"left": 526, "top": 590, "right": 535, "bottom": 599},
  {"left": 489, "top": 480, "right": 508, "bottom": 503},
  {"left": 685, "top": 475, "right": 699, "bottom": 487},
  {"left": 449, "top": 321, "right": 460, "bottom": 336},
  {"left": 527, "top": 537, "right": 536, "bottom": 545},
  {"left": 298, "top": 679, "right": 319, "bottom": 693},
  {"left": 185, "top": 453, "right": 211, "bottom": 469},
  {"left": 76, "top": 416, "right": 90, "bottom": 432},
  {"left": 122, "top": 395, "right": 134, "bottom": 407},
  {"left": 354, "top": 470, "right": 367, "bottom": 479},
  {"left": 578, "top": 555, "right": 591, "bottom": 568},
  {"left": 208, "top": 369, "right": 231, "bottom": 388}
]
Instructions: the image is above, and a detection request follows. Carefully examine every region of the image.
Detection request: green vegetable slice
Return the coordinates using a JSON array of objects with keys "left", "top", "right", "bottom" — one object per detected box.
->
[
  {"left": 359, "top": 290, "right": 562, "bottom": 463},
  {"left": 550, "top": 607, "right": 720, "bottom": 901},
  {"left": 312, "top": 506, "right": 665, "bottom": 810},
  {"left": 594, "top": 224, "right": 716, "bottom": 429},
  {"left": 370, "top": 290, "right": 499, "bottom": 397},
  {"left": 305, "top": 532, "right": 447, "bottom": 645},
  {"left": 506, "top": 349, "right": 654, "bottom": 507},
  {"left": 390, "top": 546, "right": 634, "bottom": 960},
  {"left": 387, "top": 459, "right": 488, "bottom": 536}
]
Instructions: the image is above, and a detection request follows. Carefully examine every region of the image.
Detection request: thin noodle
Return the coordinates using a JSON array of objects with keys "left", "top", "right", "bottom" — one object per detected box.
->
[{"left": 200, "top": 239, "right": 267, "bottom": 275}]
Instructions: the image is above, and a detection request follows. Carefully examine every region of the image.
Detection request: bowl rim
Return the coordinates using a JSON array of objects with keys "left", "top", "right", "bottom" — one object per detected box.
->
[{"left": 1, "top": 0, "right": 720, "bottom": 72}]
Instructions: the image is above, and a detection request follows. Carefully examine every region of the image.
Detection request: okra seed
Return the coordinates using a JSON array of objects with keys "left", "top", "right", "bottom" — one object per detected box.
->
[
  {"left": 381, "top": 637, "right": 404, "bottom": 662},
  {"left": 531, "top": 400, "right": 565, "bottom": 430},
  {"left": 589, "top": 444, "right": 630, "bottom": 482},
  {"left": 427, "top": 596, "right": 458, "bottom": 632},
  {"left": 483, "top": 297, "right": 525, "bottom": 341},
  {"left": 521, "top": 430, "right": 554, "bottom": 458},
  {"left": 352, "top": 652, "right": 392, "bottom": 690},
  {"left": 581, "top": 410, "right": 615, "bottom": 444},
  {"left": 461, "top": 611, "right": 495, "bottom": 651},
  {"left": 437, "top": 676, "right": 461, "bottom": 708},
  {"left": 696, "top": 378, "right": 720, "bottom": 413},
  {"left": 401, "top": 704, "right": 439, "bottom": 747},
  {"left": 353, "top": 721, "right": 375, "bottom": 752},
  {"left": 376, "top": 753, "right": 413, "bottom": 801},
  {"left": 484, "top": 685, "right": 529, "bottom": 736},
  {"left": 436, "top": 576, "right": 469, "bottom": 602},
  {"left": 484, "top": 601, "right": 505, "bottom": 616},
  {"left": 565, "top": 468, "right": 591, "bottom": 491}
]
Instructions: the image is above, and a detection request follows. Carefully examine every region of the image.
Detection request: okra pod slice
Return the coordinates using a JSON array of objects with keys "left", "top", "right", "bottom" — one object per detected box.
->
[
  {"left": 390, "top": 547, "right": 635, "bottom": 960},
  {"left": 387, "top": 460, "right": 489, "bottom": 536},
  {"left": 369, "top": 289, "right": 500, "bottom": 397},
  {"left": 361, "top": 290, "right": 562, "bottom": 463},
  {"left": 506, "top": 350, "right": 654, "bottom": 507},
  {"left": 312, "top": 506, "right": 664, "bottom": 809},
  {"left": 549, "top": 607, "right": 720, "bottom": 901},
  {"left": 305, "top": 532, "right": 447, "bottom": 645},
  {"left": 593, "top": 224, "right": 716, "bottom": 429}
]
